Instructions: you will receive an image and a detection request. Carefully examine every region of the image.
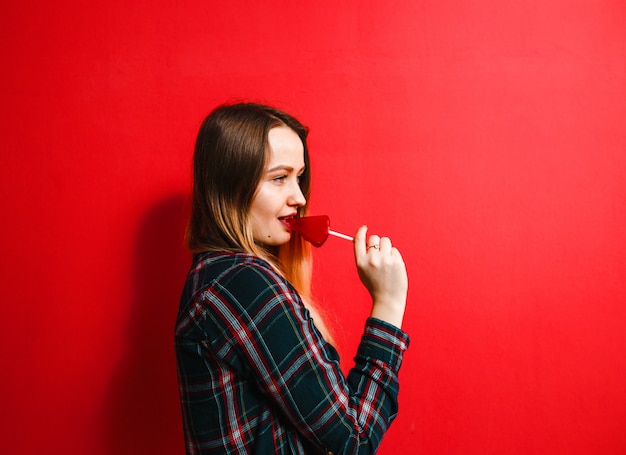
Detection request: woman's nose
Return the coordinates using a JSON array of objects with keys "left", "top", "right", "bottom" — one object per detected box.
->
[{"left": 289, "top": 181, "right": 306, "bottom": 207}]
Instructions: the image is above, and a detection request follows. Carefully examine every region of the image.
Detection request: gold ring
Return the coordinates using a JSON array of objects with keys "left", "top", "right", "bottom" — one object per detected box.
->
[{"left": 367, "top": 244, "right": 380, "bottom": 250}]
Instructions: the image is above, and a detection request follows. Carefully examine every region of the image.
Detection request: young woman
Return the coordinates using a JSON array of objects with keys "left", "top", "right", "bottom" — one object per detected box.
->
[{"left": 175, "top": 102, "right": 410, "bottom": 454}]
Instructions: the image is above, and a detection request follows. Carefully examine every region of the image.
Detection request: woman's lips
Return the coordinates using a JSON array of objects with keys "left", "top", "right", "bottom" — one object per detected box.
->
[{"left": 279, "top": 215, "right": 297, "bottom": 229}]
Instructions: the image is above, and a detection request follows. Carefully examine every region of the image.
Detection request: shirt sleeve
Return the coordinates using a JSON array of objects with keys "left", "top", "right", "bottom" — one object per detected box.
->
[{"left": 198, "top": 259, "right": 410, "bottom": 454}]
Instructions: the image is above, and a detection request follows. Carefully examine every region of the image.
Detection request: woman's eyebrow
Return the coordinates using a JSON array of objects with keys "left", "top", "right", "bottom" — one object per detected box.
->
[{"left": 266, "top": 165, "right": 305, "bottom": 173}]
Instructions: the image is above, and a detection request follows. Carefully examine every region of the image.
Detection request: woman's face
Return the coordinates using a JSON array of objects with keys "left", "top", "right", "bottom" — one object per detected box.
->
[{"left": 249, "top": 125, "right": 307, "bottom": 246}]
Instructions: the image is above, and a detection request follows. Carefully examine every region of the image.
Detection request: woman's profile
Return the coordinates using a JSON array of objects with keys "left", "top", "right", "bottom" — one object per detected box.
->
[{"left": 175, "top": 102, "right": 410, "bottom": 454}]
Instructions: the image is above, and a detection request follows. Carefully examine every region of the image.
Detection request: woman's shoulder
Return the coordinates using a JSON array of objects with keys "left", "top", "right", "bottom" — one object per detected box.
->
[
  {"left": 188, "top": 251, "right": 283, "bottom": 292},
  {"left": 192, "top": 250, "right": 274, "bottom": 274},
  {"left": 183, "top": 251, "right": 299, "bottom": 316}
]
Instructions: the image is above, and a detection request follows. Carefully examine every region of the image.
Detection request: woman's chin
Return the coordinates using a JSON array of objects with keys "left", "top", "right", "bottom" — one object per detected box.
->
[{"left": 273, "top": 233, "right": 292, "bottom": 246}]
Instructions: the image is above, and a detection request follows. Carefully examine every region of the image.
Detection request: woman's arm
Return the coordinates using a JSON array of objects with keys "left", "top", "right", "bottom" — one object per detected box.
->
[{"left": 203, "top": 258, "right": 409, "bottom": 454}]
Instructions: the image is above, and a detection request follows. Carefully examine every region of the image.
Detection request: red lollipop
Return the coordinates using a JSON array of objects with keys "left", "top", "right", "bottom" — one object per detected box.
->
[{"left": 282, "top": 215, "right": 353, "bottom": 247}]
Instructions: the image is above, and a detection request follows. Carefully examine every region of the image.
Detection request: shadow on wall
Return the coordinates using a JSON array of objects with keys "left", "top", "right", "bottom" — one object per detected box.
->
[{"left": 102, "top": 193, "right": 191, "bottom": 455}]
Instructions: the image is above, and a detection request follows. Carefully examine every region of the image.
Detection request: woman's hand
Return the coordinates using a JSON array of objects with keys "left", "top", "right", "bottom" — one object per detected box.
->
[{"left": 354, "top": 225, "right": 408, "bottom": 328}]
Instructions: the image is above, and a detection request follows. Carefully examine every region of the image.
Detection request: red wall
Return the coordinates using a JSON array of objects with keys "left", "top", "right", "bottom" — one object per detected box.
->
[{"left": 2, "top": 1, "right": 625, "bottom": 454}]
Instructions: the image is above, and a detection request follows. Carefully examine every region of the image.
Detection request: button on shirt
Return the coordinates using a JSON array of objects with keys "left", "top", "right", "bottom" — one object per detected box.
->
[{"left": 175, "top": 251, "right": 410, "bottom": 454}]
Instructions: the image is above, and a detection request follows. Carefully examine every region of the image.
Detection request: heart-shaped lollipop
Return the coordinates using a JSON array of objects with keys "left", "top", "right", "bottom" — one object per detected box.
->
[{"left": 282, "top": 215, "right": 353, "bottom": 247}]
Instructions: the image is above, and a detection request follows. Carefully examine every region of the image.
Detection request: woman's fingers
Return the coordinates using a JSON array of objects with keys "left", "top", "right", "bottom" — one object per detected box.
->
[
  {"left": 354, "top": 226, "right": 389, "bottom": 267},
  {"left": 377, "top": 236, "right": 392, "bottom": 254},
  {"left": 366, "top": 234, "right": 381, "bottom": 254},
  {"left": 354, "top": 226, "right": 398, "bottom": 261},
  {"left": 353, "top": 225, "right": 368, "bottom": 258},
  {"left": 354, "top": 228, "right": 405, "bottom": 285},
  {"left": 353, "top": 226, "right": 408, "bottom": 328}
]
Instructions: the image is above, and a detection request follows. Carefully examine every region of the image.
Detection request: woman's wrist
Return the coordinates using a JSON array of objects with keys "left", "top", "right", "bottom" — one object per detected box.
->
[{"left": 370, "top": 300, "right": 406, "bottom": 329}]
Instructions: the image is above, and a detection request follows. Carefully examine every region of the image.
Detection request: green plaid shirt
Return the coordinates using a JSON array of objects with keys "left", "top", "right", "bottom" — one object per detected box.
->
[{"left": 175, "top": 251, "right": 410, "bottom": 454}]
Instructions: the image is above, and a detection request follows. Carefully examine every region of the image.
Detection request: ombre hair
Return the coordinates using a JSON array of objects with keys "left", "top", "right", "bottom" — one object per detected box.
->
[{"left": 186, "top": 102, "right": 333, "bottom": 341}]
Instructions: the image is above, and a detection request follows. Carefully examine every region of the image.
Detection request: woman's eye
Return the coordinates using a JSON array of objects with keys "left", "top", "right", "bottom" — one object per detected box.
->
[{"left": 273, "top": 175, "right": 287, "bottom": 183}]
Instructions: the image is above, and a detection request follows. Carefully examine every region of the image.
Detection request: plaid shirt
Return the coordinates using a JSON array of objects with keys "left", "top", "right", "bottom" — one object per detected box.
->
[{"left": 175, "top": 251, "right": 410, "bottom": 454}]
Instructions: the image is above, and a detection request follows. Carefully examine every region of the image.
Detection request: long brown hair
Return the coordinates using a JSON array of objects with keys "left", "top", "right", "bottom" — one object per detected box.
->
[{"left": 186, "top": 102, "right": 333, "bottom": 342}]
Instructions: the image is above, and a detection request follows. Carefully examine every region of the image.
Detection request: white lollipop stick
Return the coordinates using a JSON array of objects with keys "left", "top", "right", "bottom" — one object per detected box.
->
[{"left": 328, "top": 229, "right": 353, "bottom": 242}]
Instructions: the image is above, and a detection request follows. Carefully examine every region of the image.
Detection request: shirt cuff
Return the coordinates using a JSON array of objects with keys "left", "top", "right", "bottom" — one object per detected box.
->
[{"left": 356, "top": 318, "right": 410, "bottom": 371}]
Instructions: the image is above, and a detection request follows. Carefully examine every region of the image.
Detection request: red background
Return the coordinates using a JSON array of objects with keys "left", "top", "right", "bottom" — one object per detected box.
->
[{"left": 2, "top": 1, "right": 626, "bottom": 454}]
